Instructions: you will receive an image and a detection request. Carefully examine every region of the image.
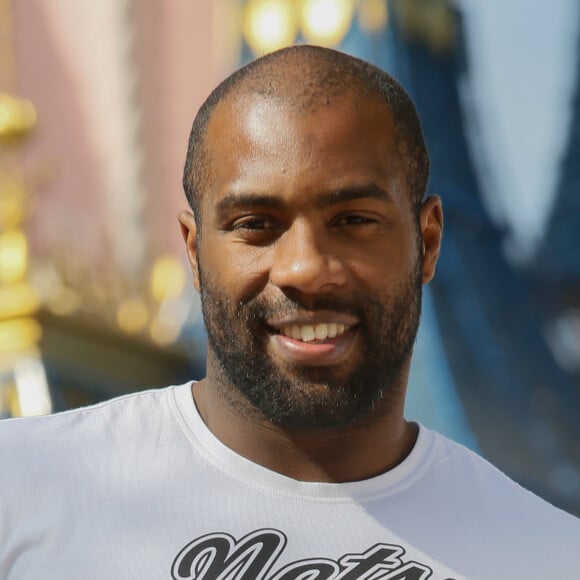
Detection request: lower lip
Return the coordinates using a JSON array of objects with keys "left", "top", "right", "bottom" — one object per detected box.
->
[{"left": 269, "top": 328, "right": 358, "bottom": 366}]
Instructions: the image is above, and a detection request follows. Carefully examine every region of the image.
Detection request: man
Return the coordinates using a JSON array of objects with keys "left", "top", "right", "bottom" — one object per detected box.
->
[{"left": 1, "top": 46, "right": 578, "bottom": 579}]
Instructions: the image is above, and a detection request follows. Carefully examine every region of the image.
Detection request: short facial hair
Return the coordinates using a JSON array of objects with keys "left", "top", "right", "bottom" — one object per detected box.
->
[{"left": 199, "top": 261, "right": 422, "bottom": 430}]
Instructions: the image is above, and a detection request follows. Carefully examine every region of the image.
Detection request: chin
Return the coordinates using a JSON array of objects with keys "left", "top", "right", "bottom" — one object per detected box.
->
[{"left": 243, "top": 375, "right": 391, "bottom": 431}]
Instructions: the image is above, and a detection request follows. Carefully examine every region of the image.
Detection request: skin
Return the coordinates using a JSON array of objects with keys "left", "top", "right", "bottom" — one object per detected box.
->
[{"left": 179, "top": 89, "right": 443, "bottom": 483}]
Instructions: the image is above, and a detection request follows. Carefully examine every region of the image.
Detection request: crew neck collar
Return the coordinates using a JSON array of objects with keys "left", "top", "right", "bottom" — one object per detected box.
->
[{"left": 171, "top": 382, "right": 434, "bottom": 502}]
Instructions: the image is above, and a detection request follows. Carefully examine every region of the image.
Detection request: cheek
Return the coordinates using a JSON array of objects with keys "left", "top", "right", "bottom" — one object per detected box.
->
[
  {"left": 349, "top": 238, "right": 419, "bottom": 288},
  {"left": 388, "top": 222, "right": 422, "bottom": 274},
  {"left": 200, "top": 240, "right": 271, "bottom": 299}
]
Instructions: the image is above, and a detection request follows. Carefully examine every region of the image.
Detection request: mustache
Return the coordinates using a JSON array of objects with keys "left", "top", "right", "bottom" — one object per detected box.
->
[{"left": 239, "top": 292, "right": 371, "bottom": 322}]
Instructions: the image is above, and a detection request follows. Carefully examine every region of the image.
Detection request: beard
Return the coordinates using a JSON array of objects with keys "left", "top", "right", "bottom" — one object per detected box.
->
[{"left": 199, "top": 262, "right": 422, "bottom": 430}]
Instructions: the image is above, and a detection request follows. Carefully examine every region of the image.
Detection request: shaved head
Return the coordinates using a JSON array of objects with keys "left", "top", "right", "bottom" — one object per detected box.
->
[{"left": 183, "top": 45, "right": 429, "bottom": 225}]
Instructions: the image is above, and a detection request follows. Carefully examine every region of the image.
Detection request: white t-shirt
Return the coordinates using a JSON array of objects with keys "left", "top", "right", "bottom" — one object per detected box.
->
[{"left": 1, "top": 382, "right": 578, "bottom": 579}]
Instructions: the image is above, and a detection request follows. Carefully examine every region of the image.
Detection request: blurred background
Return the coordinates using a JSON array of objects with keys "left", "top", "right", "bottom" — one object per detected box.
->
[{"left": 1, "top": 0, "right": 579, "bottom": 515}]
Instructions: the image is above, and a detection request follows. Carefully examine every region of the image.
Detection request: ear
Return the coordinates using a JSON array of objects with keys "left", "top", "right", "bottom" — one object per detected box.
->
[
  {"left": 178, "top": 210, "right": 201, "bottom": 292},
  {"left": 419, "top": 195, "right": 443, "bottom": 284}
]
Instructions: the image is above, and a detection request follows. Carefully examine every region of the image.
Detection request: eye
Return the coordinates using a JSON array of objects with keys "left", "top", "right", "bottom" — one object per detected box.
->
[
  {"left": 233, "top": 216, "right": 278, "bottom": 231},
  {"left": 228, "top": 215, "right": 283, "bottom": 245},
  {"left": 333, "top": 214, "right": 378, "bottom": 227}
]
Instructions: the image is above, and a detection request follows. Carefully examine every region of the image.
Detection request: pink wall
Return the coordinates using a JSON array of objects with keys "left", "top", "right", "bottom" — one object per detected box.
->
[{"left": 9, "top": 0, "right": 237, "bottom": 271}]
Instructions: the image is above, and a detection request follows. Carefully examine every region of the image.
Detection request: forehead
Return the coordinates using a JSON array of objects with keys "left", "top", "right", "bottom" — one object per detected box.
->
[{"left": 202, "top": 91, "right": 404, "bottom": 207}]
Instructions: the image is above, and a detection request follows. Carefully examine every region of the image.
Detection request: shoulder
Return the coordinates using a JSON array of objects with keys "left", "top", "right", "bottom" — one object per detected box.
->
[
  {"left": 1, "top": 384, "right": 171, "bottom": 428},
  {"left": 0, "top": 384, "right": 185, "bottom": 466},
  {"left": 423, "top": 427, "right": 580, "bottom": 532}
]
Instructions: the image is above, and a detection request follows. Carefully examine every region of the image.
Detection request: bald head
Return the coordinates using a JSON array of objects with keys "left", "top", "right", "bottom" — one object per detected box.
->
[{"left": 183, "top": 45, "right": 429, "bottom": 223}]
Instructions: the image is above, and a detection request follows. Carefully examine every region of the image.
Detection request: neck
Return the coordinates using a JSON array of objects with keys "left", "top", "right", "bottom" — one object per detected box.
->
[{"left": 192, "top": 370, "right": 417, "bottom": 483}]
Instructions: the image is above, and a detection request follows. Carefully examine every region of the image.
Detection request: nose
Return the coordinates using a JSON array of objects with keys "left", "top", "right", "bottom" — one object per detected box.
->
[{"left": 269, "top": 221, "right": 347, "bottom": 294}]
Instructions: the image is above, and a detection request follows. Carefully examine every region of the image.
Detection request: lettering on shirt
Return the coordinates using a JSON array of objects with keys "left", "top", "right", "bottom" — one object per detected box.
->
[{"left": 171, "top": 528, "right": 456, "bottom": 580}]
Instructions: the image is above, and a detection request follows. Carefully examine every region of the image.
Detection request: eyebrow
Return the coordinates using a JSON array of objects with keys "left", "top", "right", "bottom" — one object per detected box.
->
[
  {"left": 216, "top": 194, "right": 285, "bottom": 215},
  {"left": 314, "top": 183, "right": 393, "bottom": 208},
  {"left": 216, "top": 183, "right": 393, "bottom": 214}
]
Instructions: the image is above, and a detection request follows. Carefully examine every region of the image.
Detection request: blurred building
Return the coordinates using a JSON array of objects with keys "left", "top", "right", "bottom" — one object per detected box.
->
[{"left": 1, "top": 0, "right": 225, "bottom": 412}]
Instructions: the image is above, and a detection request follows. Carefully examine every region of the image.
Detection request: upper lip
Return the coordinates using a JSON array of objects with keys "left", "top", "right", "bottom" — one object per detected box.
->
[{"left": 266, "top": 310, "right": 359, "bottom": 329}]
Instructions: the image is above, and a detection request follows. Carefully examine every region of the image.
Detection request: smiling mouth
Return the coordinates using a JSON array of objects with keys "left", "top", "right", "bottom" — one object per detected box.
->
[{"left": 278, "top": 323, "right": 351, "bottom": 342}]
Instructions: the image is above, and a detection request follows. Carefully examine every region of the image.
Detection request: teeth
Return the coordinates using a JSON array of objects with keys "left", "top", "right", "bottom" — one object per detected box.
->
[
  {"left": 301, "top": 325, "right": 316, "bottom": 342},
  {"left": 314, "top": 324, "right": 328, "bottom": 340},
  {"left": 281, "top": 323, "right": 349, "bottom": 342}
]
